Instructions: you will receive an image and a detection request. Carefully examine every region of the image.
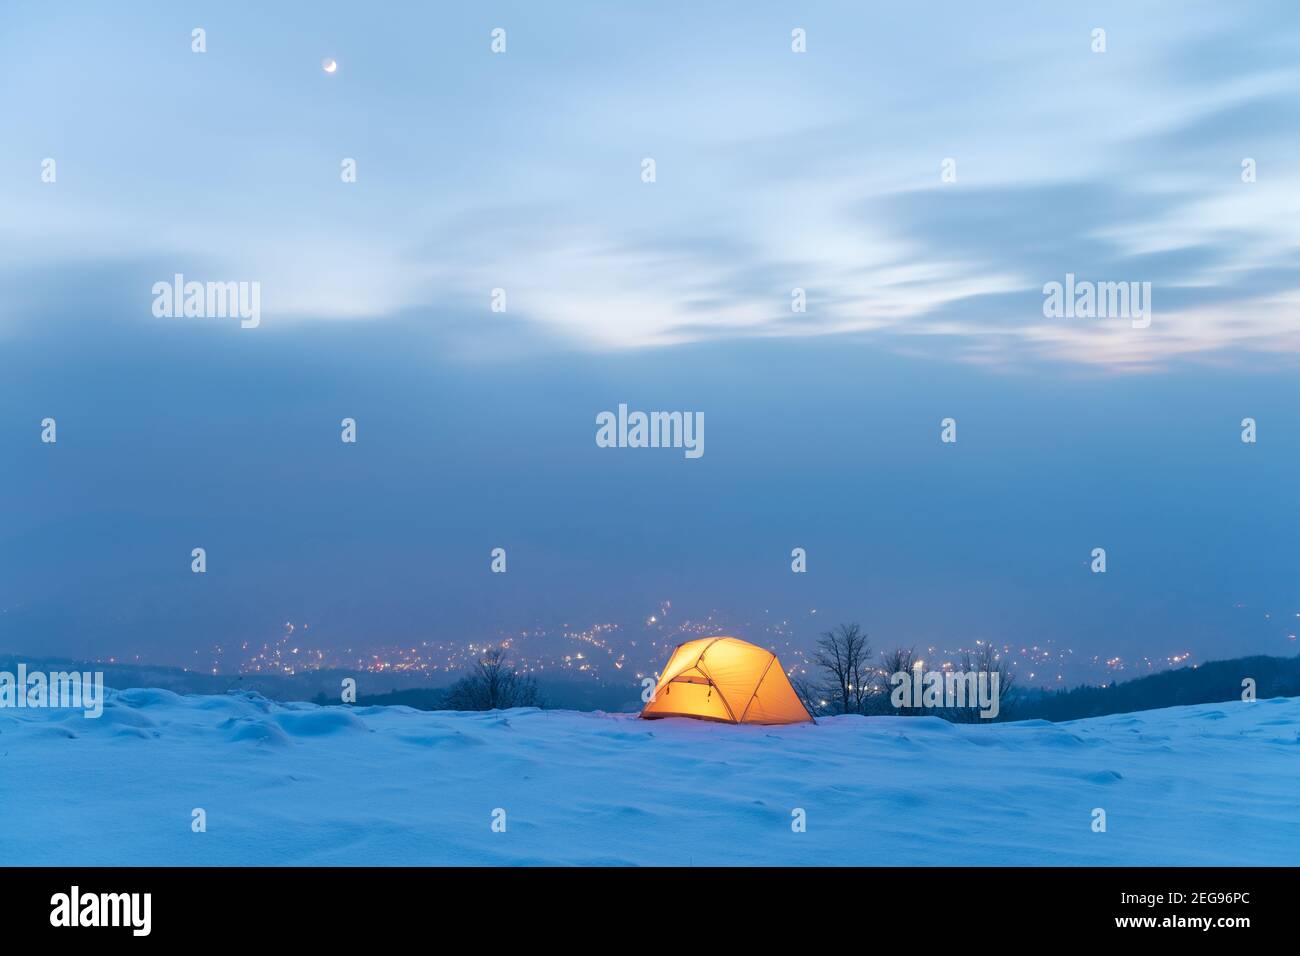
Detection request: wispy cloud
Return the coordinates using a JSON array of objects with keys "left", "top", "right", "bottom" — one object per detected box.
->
[{"left": 3, "top": 0, "right": 1299, "bottom": 370}]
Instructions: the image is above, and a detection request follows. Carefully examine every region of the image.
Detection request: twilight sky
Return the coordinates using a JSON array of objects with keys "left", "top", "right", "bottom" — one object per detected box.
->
[{"left": 1, "top": 1, "right": 1297, "bottom": 681}]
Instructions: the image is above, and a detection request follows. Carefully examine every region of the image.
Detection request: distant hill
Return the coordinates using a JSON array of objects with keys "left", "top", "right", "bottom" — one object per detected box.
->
[
  {"left": 1010, "top": 654, "right": 1300, "bottom": 722},
  {"left": 343, "top": 687, "right": 449, "bottom": 710},
  {"left": 345, "top": 678, "right": 640, "bottom": 713},
  {"left": 0, "top": 654, "right": 439, "bottom": 702},
  {"left": 0, "top": 652, "right": 641, "bottom": 713},
  {"left": 6, "top": 651, "right": 1296, "bottom": 722}
]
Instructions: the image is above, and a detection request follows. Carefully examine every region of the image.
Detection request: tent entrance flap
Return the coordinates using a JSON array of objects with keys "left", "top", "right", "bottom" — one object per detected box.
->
[{"left": 647, "top": 678, "right": 732, "bottom": 721}]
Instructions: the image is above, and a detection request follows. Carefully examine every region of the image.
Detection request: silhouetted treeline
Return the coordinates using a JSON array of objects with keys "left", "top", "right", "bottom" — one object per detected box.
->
[
  {"left": 792, "top": 624, "right": 1015, "bottom": 720},
  {"left": 1011, "top": 654, "right": 1300, "bottom": 721},
  {"left": 349, "top": 687, "right": 450, "bottom": 710}
]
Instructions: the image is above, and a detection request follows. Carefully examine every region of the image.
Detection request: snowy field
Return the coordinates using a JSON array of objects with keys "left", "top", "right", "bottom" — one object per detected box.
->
[{"left": 2, "top": 689, "right": 1297, "bottom": 866}]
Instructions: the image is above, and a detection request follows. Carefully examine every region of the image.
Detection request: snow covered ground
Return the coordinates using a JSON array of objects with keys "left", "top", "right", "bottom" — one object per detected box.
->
[{"left": 2, "top": 689, "right": 1296, "bottom": 865}]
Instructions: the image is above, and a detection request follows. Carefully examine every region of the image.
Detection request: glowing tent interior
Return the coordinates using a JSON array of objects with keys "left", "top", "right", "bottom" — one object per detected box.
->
[{"left": 639, "top": 636, "right": 813, "bottom": 725}]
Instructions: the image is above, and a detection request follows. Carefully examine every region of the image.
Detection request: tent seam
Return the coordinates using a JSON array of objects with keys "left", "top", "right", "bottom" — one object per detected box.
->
[{"left": 737, "top": 653, "right": 777, "bottom": 723}]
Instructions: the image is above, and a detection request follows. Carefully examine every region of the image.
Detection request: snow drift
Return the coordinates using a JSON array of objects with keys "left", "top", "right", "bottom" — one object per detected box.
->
[{"left": 1, "top": 689, "right": 1296, "bottom": 865}]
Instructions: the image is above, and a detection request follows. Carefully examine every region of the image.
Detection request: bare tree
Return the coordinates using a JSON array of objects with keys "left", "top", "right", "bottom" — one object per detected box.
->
[
  {"left": 875, "top": 645, "right": 918, "bottom": 715},
  {"left": 812, "top": 624, "right": 873, "bottom": 715},
  {"left": 945, "top": 643, "right": 1015, "bottom": 723},
  {"left": 444, "top": 649, "right": 540, "bottom": 711}
]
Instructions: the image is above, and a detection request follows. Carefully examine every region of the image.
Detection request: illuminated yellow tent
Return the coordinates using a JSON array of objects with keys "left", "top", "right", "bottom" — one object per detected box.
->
[{"left": 640, "top": 636, "right": 813, "bottom": 725}]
